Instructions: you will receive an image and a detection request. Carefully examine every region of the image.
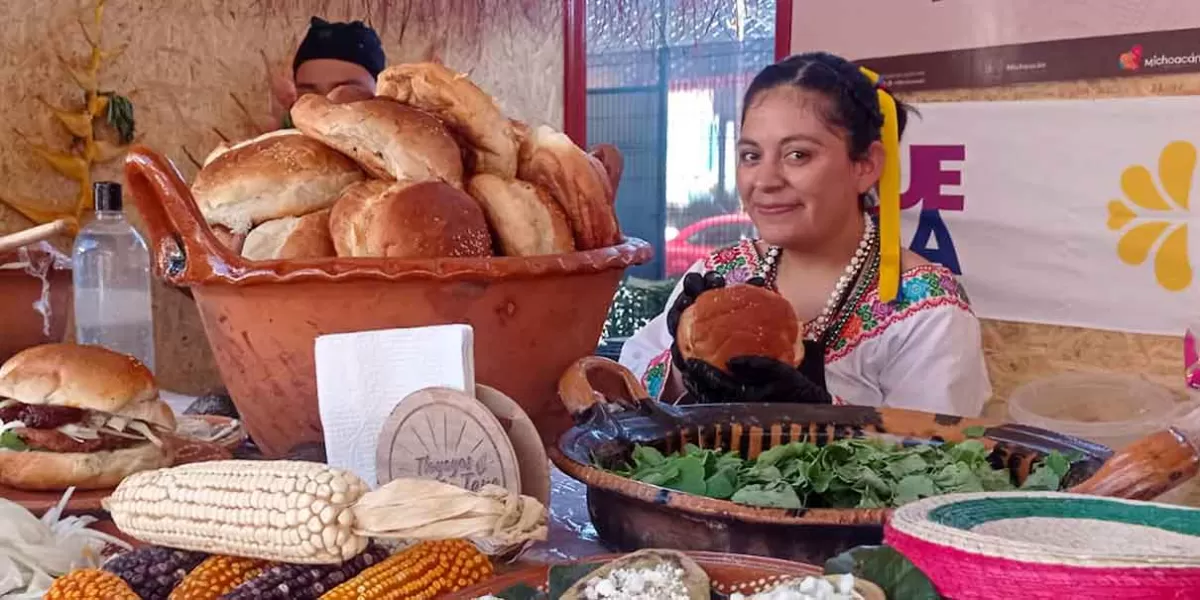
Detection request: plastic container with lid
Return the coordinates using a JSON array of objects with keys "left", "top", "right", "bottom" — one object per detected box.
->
[{"left": 1008, "top": 372, "right": 1200, "bottom": 505}]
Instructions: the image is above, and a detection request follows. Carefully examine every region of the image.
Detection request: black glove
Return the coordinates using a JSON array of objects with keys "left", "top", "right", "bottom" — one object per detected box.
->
[{"left": 667, "top": 272, "right": 832, "bottom": 405}]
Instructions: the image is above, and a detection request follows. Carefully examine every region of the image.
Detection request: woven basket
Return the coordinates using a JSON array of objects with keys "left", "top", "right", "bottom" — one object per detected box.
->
[{"left": 884, "top": 492, "right": 1200, "bottom": 599}]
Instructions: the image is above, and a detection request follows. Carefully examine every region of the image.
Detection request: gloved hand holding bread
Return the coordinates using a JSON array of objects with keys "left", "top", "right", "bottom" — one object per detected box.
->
[{"left": 190, "top": 61, "right": 622, "bottom": 261}]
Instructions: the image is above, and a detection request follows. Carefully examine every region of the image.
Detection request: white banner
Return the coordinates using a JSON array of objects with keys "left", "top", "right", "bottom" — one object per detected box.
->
[{"left": 897, "top": 96, "right": 1198, "bottom": 335}]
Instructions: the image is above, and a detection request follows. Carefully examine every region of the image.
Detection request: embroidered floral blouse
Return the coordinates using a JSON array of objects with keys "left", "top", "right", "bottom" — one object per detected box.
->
[{"left": 619, "top": 240, "right": 992, "bottom": 417}]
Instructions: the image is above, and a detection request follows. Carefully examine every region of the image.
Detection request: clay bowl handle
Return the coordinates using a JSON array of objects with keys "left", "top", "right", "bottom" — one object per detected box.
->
[
  {"left": 123, "top": 145, "right": 238, "bottom": 285},
  {"left": 1070, "top": 404, "right": 1200, "bottom": 500},
  {"left": 558, "top": 356, "right": 650, "bottom": 421}
]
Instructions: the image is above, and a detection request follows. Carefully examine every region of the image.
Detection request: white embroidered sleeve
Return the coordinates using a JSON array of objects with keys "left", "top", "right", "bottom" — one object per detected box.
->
[
  {"left": 876, "top": 305, "right": 993, "bottom": 417},
  {"left": 618, "top": 261, "right": 702, "bottom": 383}
]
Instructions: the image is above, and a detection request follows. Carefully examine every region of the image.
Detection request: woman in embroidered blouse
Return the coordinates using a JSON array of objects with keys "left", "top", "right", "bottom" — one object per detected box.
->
[{"left": 619, "top": 52, "right": 992, "bottom": 417}]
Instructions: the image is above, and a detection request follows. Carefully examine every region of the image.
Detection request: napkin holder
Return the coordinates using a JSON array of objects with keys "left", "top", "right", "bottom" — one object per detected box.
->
[{"left": 376, "top": 386, "right": 550, "bottom": 505}]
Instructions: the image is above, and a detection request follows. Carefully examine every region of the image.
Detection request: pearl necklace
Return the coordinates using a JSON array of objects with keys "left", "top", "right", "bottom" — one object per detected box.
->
[{"left": 759, "top": 217, "right": 877, "bottom": 341}]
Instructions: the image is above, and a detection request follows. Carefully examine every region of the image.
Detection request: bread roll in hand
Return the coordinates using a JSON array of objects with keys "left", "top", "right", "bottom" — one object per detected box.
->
[
  {"left": 667, "top": 272, "right": 830, "bottom": 405},
  {"left": 676, "top": 282, "right": 802, "bottom": 371}
]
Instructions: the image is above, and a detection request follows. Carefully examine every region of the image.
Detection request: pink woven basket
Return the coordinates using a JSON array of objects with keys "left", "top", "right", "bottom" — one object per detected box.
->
[{"left": 884, "top": 492, "right": 1200, "bottom": 599}]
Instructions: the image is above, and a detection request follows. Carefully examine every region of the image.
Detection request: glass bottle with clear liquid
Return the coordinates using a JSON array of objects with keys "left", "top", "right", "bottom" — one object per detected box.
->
[{"left": 72, "top": 181, "right": 155, "bottom": 373}]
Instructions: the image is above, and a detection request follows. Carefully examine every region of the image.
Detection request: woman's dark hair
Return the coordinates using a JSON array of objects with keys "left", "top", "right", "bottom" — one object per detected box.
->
[{"left": 742, "top": 52, "right": 915, "bottom": 160}]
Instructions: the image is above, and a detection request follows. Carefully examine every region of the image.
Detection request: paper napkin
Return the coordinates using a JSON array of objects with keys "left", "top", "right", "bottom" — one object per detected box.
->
[{"left": 315, "top": 324, "right": 475, "bottom": 486}]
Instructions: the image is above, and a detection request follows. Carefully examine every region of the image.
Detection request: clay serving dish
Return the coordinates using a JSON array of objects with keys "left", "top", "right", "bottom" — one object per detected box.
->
[
  {"left": 445, "top": 551, "right": 886, "bottom": 599},
  {"left": 0, "top": 244, "right": 72, "bottom": 363},
  {"left": 123, "top": 147, "right": 651, "bottom": 457},
  {"left": 549, "top": 357, "right": 1200, "bottom": 564}
]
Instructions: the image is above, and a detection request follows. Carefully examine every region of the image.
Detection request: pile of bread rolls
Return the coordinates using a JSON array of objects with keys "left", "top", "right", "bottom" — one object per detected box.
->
[{"left": 191, "top": 62, "right": 622, "bottom": 261}]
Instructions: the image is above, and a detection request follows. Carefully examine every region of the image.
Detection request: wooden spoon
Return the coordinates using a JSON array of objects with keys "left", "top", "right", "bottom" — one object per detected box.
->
[
  {"left": 0, "top": 219, "right": 71, "bottom": 254},
  {"left": 1070, "top": 404, "right": 1200, "bottom": 500}
]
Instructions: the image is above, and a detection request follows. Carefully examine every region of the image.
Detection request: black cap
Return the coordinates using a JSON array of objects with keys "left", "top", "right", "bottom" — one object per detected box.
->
[
  {"left": 93, "top": 181, "right": 122, "bottom": 212},
  {"left": 293, "top": 17, "right": 386, "bottom": 79}
]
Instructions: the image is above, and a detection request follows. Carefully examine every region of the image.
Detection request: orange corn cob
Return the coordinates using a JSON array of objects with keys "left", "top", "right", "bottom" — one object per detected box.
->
[
  {"left": 319, "top": 539, "right": 493, "bottom": 600},
  {"left": 45, "top": 568, "right": 140, "bottom": 600},
  {"left": 168, "top": 555, "right": 272, "bottom": 600}
]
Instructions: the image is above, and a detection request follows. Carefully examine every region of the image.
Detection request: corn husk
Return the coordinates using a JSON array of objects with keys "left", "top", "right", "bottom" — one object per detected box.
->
[{"left": 352, "top": 478, "right": 547, "bottom": 556}]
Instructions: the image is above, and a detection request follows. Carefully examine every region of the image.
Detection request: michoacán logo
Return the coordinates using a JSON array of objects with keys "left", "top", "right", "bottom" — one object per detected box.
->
[{"left": 1119, "top": 45, "right": 1143, "bottom": 71}]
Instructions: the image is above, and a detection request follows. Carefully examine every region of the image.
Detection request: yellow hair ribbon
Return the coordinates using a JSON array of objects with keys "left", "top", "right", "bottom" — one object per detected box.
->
[{"left": 859, "top": 66, "right": 902, "bottom": 302}]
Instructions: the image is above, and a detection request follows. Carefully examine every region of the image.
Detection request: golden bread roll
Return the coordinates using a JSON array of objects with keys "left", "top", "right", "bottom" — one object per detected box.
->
[
  {"left": 677, "top": 284, "right": 802, "bottom": 372},
  {"left": 512, "top": 119, "right": 534, "bottom": 173},
  {"left": 329, "top": 179, "right": 493, "bottom": 259},
  {"left": 465, "top": 174, "right": 575, "bottom": 256},
  {"left": 241, "top": 209, "right": 336, "bottom": 261},
  {"left": 590, "top": 144, "right": 624, "bottom": 195},
  {"left": 201, "top": 129, "right": 304, "bottom": 167},
  {"left": 518, "top": 125, "right": 621, "bottom": 250},
  {"left": 191, "top": 131, "right": 364, "bottom": 234},
  {"left": 290, "top": 95, "right": 464, "bottom": 187},
  {"left": 377, "top": 62, "right": 518, "bottom": 178}
]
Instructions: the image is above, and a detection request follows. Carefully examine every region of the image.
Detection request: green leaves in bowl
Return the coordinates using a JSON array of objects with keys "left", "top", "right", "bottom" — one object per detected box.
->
[{"left": 607, "top": 437, "right": 1077, "bottom": 509}]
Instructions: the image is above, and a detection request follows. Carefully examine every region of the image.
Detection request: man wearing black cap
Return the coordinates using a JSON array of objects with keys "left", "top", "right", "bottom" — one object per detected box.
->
[{"left": 275, "top": 17, "right": 386, "bottom": 127}]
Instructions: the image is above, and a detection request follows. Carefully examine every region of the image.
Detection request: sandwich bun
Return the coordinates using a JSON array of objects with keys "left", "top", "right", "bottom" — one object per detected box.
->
[
  {"left": 191, "top": 130, "right": 364, "bottom": 234},
  {"left": 329, "top": 179, "right": 493, "bottom": 259},
  {"left": 0, "top": 442, "right": 173, "bottom": 491},
  {"left": 377, "top": 62, "right": 519, "bottom": 178},
  {"left": 0, "top": 343, "right": 174, "bottom": 431},
  {"left": 466, "top": 174, "right": 575, "bottom": 256},
  {"left": 241, "top": 209, "right": 336, "bottom": 261},
  {"left": 290, "top": 95, "right": 464, "bottom": 187},
  {"left": 676, "top": 285, "right": 802, "bottom": 372}
]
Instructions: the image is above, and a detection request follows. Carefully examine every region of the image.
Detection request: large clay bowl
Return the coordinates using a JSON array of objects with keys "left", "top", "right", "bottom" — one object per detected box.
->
[
  {"left": 0, "top": 247, "right": 72, "bottom": 363},
  {"left": 550, "top": 357, "right": 1200, "bottom": 564},
  {"left": 123, "top": 147, "right": 652, "bottom": 457}
]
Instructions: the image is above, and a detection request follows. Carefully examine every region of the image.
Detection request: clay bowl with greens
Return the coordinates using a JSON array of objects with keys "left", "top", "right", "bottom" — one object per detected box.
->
[{"left": 548, "top": 357, "right": 1200, "bottom": 564}]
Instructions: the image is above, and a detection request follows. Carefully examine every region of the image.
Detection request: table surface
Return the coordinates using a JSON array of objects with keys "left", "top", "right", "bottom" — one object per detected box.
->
[{"left": 524, "top": 467, "right": 609, "bottom": 562}]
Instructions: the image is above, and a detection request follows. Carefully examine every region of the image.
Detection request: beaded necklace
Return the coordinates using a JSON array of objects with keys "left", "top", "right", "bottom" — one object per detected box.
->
[{"left": 757, "top": 217, "right": 880, "bottom": 343}]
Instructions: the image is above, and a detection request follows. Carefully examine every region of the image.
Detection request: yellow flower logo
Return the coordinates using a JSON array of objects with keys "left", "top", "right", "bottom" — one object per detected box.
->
[{"left": 1106, "top": 141, "right": 1194, "bottom": 291}]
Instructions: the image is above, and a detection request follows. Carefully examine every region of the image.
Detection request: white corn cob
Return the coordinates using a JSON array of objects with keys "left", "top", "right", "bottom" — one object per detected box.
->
[{"left": 102, "top": 460, "right": 371, "bottom": 564}]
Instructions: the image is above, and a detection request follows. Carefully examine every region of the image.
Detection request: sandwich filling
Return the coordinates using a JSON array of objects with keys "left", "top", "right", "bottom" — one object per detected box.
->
[{"left": 0, "top": 398, "right": 164, "bottom": 453}]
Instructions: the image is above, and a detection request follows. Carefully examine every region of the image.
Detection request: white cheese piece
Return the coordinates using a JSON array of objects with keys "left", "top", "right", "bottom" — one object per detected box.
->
[
  {"left": 730, "top": 574, "right": 861, "bottom": 600},
  {"left": 580, "top": 563, "right": 690, "bottom": 600}
]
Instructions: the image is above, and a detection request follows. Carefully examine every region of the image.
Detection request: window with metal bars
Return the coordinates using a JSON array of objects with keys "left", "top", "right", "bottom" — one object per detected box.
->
[
  {"left": 588, "top": 0, "right": 778, "bottom": 347},
  {"left": 586, "top": 0, "right": 776, "bottom": 281}
]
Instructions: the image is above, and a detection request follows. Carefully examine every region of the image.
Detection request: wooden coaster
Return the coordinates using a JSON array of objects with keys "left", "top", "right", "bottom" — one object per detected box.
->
[
  {"left": 476, "top": 384, "right": 551, "bottom": 505},
  {"left": 375, "top": 387, "right": 522, "bottom": 494}
]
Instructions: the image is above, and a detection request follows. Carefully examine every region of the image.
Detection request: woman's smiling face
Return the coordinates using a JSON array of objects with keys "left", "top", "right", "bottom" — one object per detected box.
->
[{"left": 736, "top": 87, "right": 880, "bottom": 250}]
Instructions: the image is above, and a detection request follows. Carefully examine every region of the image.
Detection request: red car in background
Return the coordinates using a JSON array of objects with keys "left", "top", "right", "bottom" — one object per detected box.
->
[{"left": 664, "top": 213, "right": 757, "bottom": 277}]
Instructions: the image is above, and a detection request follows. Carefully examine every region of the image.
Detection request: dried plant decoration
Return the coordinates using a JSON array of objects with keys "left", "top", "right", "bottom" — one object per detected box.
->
[{"left": 0, "top": 0, "right": 137, "bottom": 234}]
